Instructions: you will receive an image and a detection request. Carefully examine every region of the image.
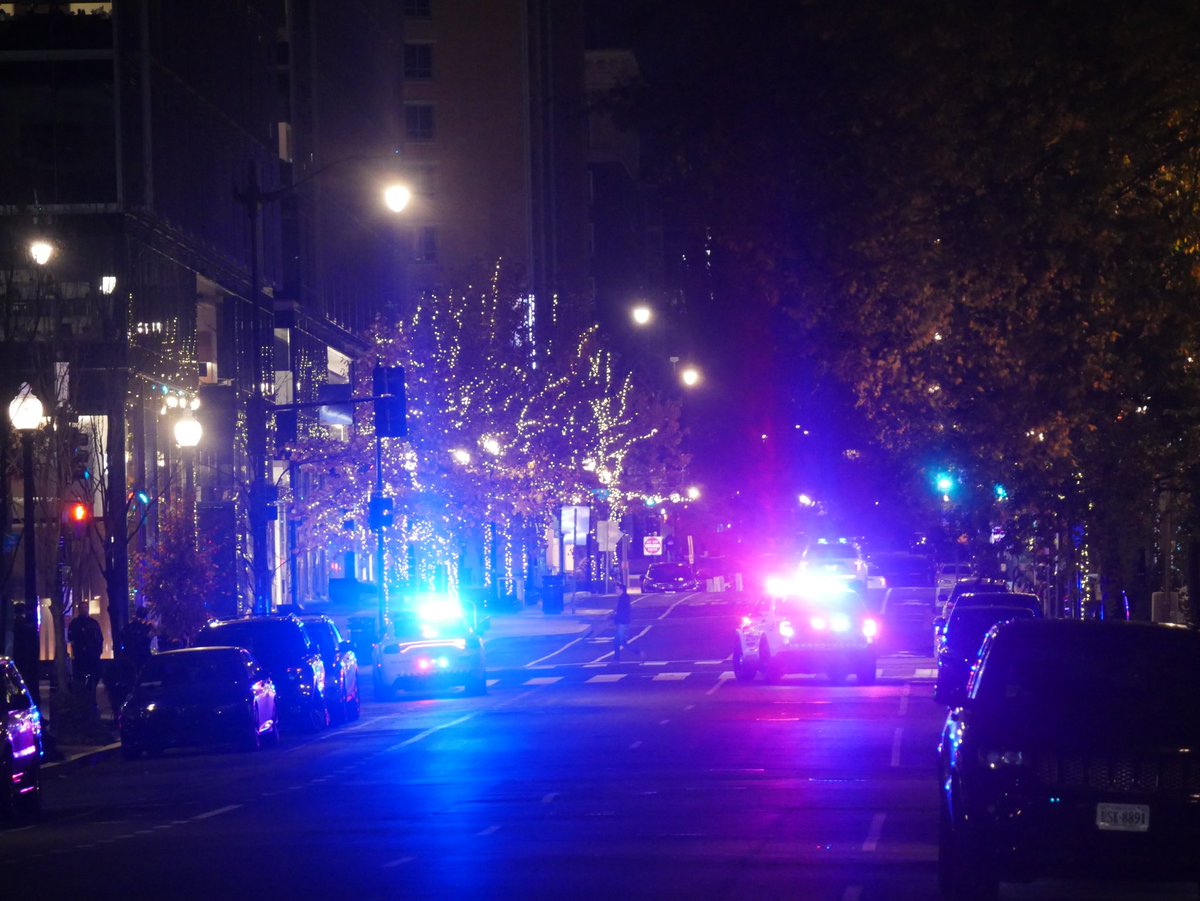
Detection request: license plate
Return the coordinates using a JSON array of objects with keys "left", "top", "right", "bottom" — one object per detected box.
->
[{"left": 1096, "top": 802, "right": 1150, "bottom": 832}]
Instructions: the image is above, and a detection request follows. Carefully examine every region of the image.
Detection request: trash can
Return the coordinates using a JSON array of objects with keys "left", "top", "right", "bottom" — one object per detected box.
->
[{"left": 541, "top": 574, "right": 564, "bottom": 614}]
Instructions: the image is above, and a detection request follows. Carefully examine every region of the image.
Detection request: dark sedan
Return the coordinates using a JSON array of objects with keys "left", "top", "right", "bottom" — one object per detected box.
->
[
  {"left": 192, "top": 616, "right": 328, "bottom": 732},
  {"left": 933, "top": 604, "right": 1036, "bottom": 705},
  {"left": 641, "top": 562, "right": 699, "bottom": 593},
  {"left": 119, "top": 647, "right": 278, "bottom": 758},
  {"left": 300, "top": 615, "right": 360, "bottom": 724},
  {"left": 938, "top": 619, "right": 1200, "bottom": 900},
  {"left": 1, "top": 657, "right": 42, "bottom": 821}
]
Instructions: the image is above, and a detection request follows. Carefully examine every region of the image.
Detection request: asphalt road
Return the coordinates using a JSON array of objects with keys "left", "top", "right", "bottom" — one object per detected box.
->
[{"left": 7, "top": 591, "right": 1198, "bottom": 900}]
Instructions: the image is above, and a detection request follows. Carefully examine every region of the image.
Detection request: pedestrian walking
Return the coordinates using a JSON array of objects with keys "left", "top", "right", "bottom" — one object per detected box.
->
[
  {"left": 67, "top": 609, "right": 104, "bottom": 690},
  {"left": 612, "top": 586, "right": 641, "bottom": 662}
]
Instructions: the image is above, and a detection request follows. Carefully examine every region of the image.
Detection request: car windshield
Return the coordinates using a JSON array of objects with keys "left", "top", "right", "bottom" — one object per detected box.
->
[
  {"left": 138, "top": 651, "right": 245, "bottom": 690},
  {"left": 945, "top": 607, "right": 1035, "bottom": 656},
  {"left": 806, "top": 544, "right": 858, "bottom": 560},
  {"left": 197, "top": 621, "right": 308, "bottom": 668},
  {"left": 390, "top": 612, "right": 471, "bottom": 641},
  {"left": 648, "top": 563, "right": 692, "bottom": 578},
  {"left": 954, "top": 592, "right": 1041, "bottom": 614}
]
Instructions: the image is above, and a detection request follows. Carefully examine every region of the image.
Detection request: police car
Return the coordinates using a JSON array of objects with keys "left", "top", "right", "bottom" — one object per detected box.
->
[{"left": 732, "top": 569, "right": 879, "bottom": 684}]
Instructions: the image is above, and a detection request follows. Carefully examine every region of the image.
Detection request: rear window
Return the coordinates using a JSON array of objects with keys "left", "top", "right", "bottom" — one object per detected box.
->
[
  {"left": 806, "top": 544, "right": 859, "bottom": 560},
  {"left": 647, "top": 563, "right": 692, "bottom": 578},
  {"left": 302, "top": 621, "right": 336, "bottom": 656},
  {"left": 945, "top": 607, "right": 1034, "bottom": 655}
]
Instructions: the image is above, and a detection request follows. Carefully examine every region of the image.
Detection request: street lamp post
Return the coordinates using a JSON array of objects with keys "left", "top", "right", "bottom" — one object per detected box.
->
[
  {"left": 9, "top": 384, "right": 44, "bottom": 706},
  {"left": 174, "top": 413, "right": 202, "bottom": 526},
  {"left": 236, "top": 159, "right": 412, "bottom": 615}
]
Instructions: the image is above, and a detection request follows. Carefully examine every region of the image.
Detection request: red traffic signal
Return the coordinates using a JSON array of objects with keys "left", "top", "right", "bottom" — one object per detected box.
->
[{"left": 64, "top": 501, "right": 91, "bottom": 538}]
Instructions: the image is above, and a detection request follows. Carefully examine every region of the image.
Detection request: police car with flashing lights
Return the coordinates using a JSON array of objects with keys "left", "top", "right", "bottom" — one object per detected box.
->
[
  {"left": 732, "top": 571, "right": 879, "bottom": 684},
  {"left": 372, "top": 597, "right": 487, "bottom": 699}
]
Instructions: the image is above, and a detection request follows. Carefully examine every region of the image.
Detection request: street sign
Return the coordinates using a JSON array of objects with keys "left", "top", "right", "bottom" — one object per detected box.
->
[
  {"left": 597, "top": 520, "right": 623, "bottom": 552},
  {"left": 643, "top": 535, "right": 663, "bottom": 556}
]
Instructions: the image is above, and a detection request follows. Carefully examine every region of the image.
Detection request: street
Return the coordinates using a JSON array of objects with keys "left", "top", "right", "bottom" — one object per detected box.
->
[{"left": 8, "top": 591, "right": 1197, "bottom": 900}]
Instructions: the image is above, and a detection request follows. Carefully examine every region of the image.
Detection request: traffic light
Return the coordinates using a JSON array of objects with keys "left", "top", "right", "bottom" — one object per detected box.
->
[
  {"left": 68, "top": 427, "right": 90, "bottom": 482},
  {"left": 368, "top": 494, "right": 394, "bottom": 530},
  {"left": 373, "top": 365, "right": 407, "bottom": 438},
  {"left": 64, "top": 501, "right": 90, "bottom": 539}
]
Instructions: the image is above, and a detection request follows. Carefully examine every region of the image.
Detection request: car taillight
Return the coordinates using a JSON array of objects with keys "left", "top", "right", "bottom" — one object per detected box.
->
[
  {"left": 740, "top": 615, "right": 753, "bottom": 628},
  {"left": 779, "top": 619, "right": 796, "bottom": 638},
  {"left": 808, "top": 616, "right": 827, "bottom": 631},
  {"left": 862, "top": 618, "right": 879, "bottom": 639}
]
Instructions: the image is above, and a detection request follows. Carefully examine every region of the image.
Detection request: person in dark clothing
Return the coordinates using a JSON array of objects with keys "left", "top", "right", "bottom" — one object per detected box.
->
[
  {"left": 612, "top": 587, "right": 641, "bottom": 662},
  {"left": 67, "top": 611, "right": 104, "bottom": 690},
  {"left": 120, "top": 606, "right": 154, "bottom": 671}
]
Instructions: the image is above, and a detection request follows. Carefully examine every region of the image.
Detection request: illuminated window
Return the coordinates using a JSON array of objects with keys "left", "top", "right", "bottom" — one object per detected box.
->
[
  {"left": 404, "top": 43, "right": 433, "bottom": 80},
  {"left": 405, "top": 104, "right": 435, "bottom": 142}
]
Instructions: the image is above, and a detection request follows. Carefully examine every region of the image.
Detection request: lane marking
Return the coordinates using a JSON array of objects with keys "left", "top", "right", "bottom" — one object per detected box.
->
[
  {"left": 890, "top": 727, "right": 903, "bottom": 768},
  {"left": 706, "top": 673, "right": 733, "bottom": 695},
  {"left": 523, "top": 676, "right": 563, "bottom": 686},
  {"left": 652, "top": 672, "right": 689, "bottom": 682},
  {"left": 586, "top": 674, "right": 624, "bottom": 683},
  {"left": 862, "top": 812, "right": 885, "bottom": 852},
  {"left": 192, "top": 804, "right": 242, "bottom": 821},
  {"left": 383, "top": 857, "right": 414, "bottom": 868},
  {"left": 697, "top": 659, "right": 728, "bottom": 665},
  {"left": 542, "top": 793, "right": 559, "bottom": 804},
  {"left": 395, "top": 713, "right": 477, "bottom": 749},
  {"left": 527, "top": 635, "right": 587, "bottom": 667},
  {"left": 659, "top": 719, "right": 671, "bottom": 726},
  {"left": 477, "top": 825, "right": 500, "bottom": 836},
  {"left": 658, "top": 595, "right": 694, "bottom": 620}
]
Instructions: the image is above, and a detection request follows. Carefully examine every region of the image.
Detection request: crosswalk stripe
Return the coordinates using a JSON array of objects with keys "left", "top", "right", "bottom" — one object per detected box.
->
[
  {"left": 523, "top": 676, "right": 563, "bottom": 686},
  {"left": 652, "top": 672, "right": 689, "bottom": 681},
  {"left": 586, "top": 674, "right": 625, "bottom": 683}
]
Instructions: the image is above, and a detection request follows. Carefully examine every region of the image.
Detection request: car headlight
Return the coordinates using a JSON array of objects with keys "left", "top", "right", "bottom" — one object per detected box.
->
[{"left": 861, "top": 618, "right": 879, "bottom": 639}]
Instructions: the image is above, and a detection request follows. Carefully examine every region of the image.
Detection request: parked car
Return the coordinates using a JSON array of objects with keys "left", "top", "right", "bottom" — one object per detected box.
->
[
  {"left": 938, "top": 619, "right": 1200, "bottom": 899},
  {"left": 933, "top": 604, "right": 1038, "bottom": 704},
  {"left": 300, "top": 615, "right": 360, "bottom": 724},
  {"left": 1, "top": 657, "right": 42, "bottom": 821},
  {"left": 119, "top": 647, "right": 278, "bottom": 758},
  {"left": 192, "top": 616, "right": 328, "bottom": 732},
  {"left": 641, "top": 562, "right": 700, "bottom": 593},
  {"left": 373, "top": 602, "right": 487, "bottom": 699},
  {"left": 865, "top": 551, "right": 936, "bottom": 589},
  {"left": 936, "top": 562, "right": 975, "bottom": 602},
  {"left": 935, "top": 589, "right": 1041, "bottom": 656},
  {"left": 880, "top": 586, "right": 938, "bottom": 654}
]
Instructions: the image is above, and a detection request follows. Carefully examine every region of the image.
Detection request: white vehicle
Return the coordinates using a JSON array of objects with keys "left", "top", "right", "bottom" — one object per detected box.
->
[
  {"left": 732, "top": 573, "right": 879, "bottom": 684},
  {"left": 801, "top": 539, "right": 868, "bottom": 584},
  {"left": 935, "top": 562, "right": 974, "bottom": 602},
  {"left": 372, "top": 597, "right": 487, "bottom": 699}
]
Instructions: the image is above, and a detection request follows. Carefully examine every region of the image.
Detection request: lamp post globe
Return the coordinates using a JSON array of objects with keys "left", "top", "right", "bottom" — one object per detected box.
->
[
  {"left": 631, "top": 305, "right": 653, "bottom": 326},
  {"left": 680, "top": 365, "right": 701, "bottom": 388},
  {"left": 384, "top": 183, "right": 412, "bottom": 213},
  {"left": 9, "top": 384, "right": 43, "bottom": 431}
]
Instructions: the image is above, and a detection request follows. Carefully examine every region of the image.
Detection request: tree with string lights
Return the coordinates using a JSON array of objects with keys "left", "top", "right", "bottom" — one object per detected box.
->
[{"left": 288, "top": 268, "right": 685, "bottom": 614}]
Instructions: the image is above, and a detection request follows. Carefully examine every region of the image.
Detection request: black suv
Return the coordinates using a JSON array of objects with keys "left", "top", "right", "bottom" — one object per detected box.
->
[
  {"left": 193, "top": 616, "right": 328, "bottom": 732},
  {"left": 938, "top": 619, "right": 1200, "bottom": 900}
]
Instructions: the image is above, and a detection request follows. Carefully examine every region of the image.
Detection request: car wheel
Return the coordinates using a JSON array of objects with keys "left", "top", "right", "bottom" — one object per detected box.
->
[
  {"left": 732, "top": 640, "right": 757, "bottom": 683},
  {"left": 939, "top": 795, "right": 998, "bottom": 901},
  {"left": 329, "top": 684, "right": 347, "bottom": 725},
  {"left": 760, "top": 640, "right": 783, "bottom": 684},
  {"left": 307, "top": 693, "right": 330, "bottom": 732},
  {"left": 241, "top": 712, "right": 262, "bottom": 752},
  {"left": 855, "top": 655, "right": 877, "bottom": 685},
  {"left": 373, "top": 670, "right": 393, "bottom": 702}
]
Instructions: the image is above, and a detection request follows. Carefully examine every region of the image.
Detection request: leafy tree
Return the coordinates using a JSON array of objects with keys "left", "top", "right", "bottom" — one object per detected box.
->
[{"left": 132, "top": 508, "right": 219, "bottom": 645}]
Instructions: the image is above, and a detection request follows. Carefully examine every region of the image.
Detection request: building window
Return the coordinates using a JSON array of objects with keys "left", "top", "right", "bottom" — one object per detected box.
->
[
  {"left": 405, "top": 104, "right": 435, "bottom": 142},
  {"left": 404, "top": 43, "right": 433, "bottom": 80},
  {"left": 414, "top": 227, "right": 438, "bottom": 263},
  {"left": 411, "top": 161, "right": 440, "bottom": 195},
  {"left": 403, "top": 0, "right": 431, "bottom": 18}
]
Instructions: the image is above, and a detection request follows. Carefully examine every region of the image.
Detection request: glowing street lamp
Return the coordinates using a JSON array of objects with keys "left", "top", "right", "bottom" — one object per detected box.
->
[
  {"left": 28, "top": 240, "right": 53, "bottom": 266},
  {"left": 9, "top": 384, "right": 44, "bottom": 706},
  {"left": 174, "top": 414, "right": 203, "bottom": 514},
  {"left": 384, "top": 183, "right": 412, "bottom": 213},
  {"left": 631, "top": 305, "right": 653, "bottom": 326},
  {"left": 679, "top": 365, "right": 701, "bottom": 388}
]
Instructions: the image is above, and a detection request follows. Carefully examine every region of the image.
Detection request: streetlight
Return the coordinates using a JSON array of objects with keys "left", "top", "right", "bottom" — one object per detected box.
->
[
  {"left": 174, "top": 413, "right": 203, "bottom": 520},
  {"left": 237, "top": 159, "right": 412, "bottom": 615},
  {"left": 679, "top": 365, "right": 701, "bottom": 388},
  {"left": 631, "top": 304, "right": 653, "bottom": 326},
  {"left": 28, "top": 240, "right": 53, "bottom": 266},
  {"left": 9, "top": 384, "right": 43, "bottom": 706}
]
